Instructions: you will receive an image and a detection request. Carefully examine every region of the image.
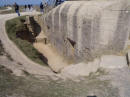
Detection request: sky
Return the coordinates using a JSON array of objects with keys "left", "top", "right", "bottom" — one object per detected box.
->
[{"left": 0, "top": 0, "right": 46, "bottom": 6}]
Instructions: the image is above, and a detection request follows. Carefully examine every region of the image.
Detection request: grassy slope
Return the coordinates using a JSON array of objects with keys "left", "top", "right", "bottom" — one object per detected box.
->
[
  {"left": 5, "top": 16, "right": 46, "bottom": 65},
  {"left": 0, "top": 7, "right": 7, "bottom": 10}
]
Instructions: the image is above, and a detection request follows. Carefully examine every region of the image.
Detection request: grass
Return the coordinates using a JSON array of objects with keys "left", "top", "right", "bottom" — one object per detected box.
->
[
  {"left": 0, "top": 64, "right": 119, "bottom": 97},
  {"left": 0, "top": 7, "right": 15, "bottom": 14},
  {"left": 5, "top": 16, "right": 47, "bottom": 65},
  {"left": 0, "top": 7, "right": 7, "bottom": 10},
  {"left": 0, "top": 65, "right": 25, "bottom": 97}
]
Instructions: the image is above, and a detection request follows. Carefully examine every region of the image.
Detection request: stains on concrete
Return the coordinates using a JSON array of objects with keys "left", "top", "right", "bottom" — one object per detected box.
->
[
  {"left": 113, "top": 8, "right": 130, "bottom": 51},
  {"left": 43, "top": 0, "right": 130, "bottom": 63}
]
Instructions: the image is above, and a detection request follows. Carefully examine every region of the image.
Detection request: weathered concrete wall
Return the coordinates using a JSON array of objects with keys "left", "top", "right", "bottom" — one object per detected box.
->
[{"left": 42, "top": 0, "right": 130, "bottom": 63}]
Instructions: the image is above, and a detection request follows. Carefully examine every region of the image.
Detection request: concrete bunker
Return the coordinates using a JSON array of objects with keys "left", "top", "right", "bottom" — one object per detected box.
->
[
  {"left": 42, "top": 0, "right": 130, "bottom": 63},
  {"left": 66, "top": 38, "right": 76, "bottom": 48}
]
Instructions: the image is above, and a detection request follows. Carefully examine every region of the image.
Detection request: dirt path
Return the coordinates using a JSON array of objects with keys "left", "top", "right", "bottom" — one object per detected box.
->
[
  {"left": 0, "top": 12, "right": 56, "bottom": 77},
  {"left": 34, "top": 43, "right": 68, "bottom": 72},
  {"left": 34, "top": 32, "right": 69, "bottom": 72}
]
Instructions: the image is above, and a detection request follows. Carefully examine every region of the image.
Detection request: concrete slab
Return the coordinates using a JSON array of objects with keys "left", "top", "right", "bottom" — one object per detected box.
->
[
  {"left": 100, "top": 55, "right": 127, "bottom": 69},
  {"left": 61, "top": 58, "right": 100, "bottom": 77},
  {"left": 42, "top": 0, "right": 130, "bottom": 62}
]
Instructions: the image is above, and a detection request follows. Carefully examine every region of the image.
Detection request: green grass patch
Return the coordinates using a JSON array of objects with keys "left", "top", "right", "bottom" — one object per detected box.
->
[
  {"left": 0, "top": 7, "right": 15, "bottom": 14},
  {"left": 0, "top": 7, "right": 7, "bottom": 10},
  {"left": 5, "top": 16, "right": 47, "bottom": 65}
]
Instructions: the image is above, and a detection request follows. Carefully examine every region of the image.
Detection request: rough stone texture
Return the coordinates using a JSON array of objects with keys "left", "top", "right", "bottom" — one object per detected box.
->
[
  {"left": 42, "top": 0, "right": 130, "bottom": 63},
  {"left": 61, "top": 58, "right": 100, "bottom": 77},
  {"left": 100, "top": 55, "right": 127, "bottom": 69}
]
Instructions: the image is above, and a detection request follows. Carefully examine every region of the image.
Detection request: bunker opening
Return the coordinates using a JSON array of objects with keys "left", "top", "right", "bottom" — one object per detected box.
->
[{"left": 67, "top": 38, "right": 76, "bottom": 48}]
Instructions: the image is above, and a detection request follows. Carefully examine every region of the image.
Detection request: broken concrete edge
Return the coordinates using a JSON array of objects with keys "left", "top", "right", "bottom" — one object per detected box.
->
[{"left": 61, "top": 54, "right": 128, "bottom": 77}]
